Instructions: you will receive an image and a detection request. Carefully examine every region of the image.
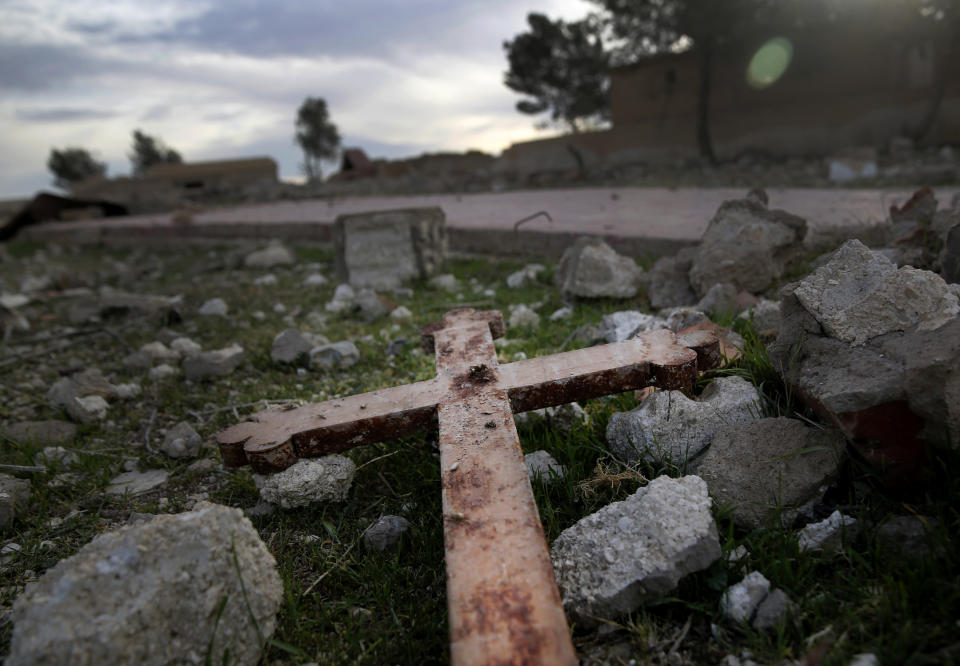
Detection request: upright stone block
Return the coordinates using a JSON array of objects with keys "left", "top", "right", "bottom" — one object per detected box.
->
[{"left": 334, "top": 207, "right": 447, "bottom": 289}]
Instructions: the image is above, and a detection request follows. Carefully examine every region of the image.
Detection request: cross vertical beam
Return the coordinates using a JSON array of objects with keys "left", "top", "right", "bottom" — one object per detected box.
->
[{"left": 431, "top": 311, "right": 577, "bottom": 665}]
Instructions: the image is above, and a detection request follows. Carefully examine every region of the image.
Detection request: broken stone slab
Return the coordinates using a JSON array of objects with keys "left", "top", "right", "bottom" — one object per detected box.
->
[
  {"left": 182, "top": 344, "right": 244, "bottom": 381},
  {"left": 688, "top": 197, "right": 807, "bottom": 297},
  {"left": 363, "top": 515, "right": 411, "bottom": 551},
  {"left": 244, "top": 240, "right": 296, "bottom": 269},
  {"left": 524, "top": 450, "right": 567, "bottom": 484},
  {"left": 310, "top": 340, "right": 360, "bottom": 370},
  {"left": 1, "top": 420, "right": 76, "bottom": 446},
  {"left": 797, "top": 510, "right": 857, "bottom": 552},
  {"left": 197, "top": 297, "right": 228, "bottom": 316},
  {"left": 555, "top": 237, "right": 644, "bottom": 299},
  {"left": 271, "top": 329, "right": 313, "bottom": 365},
  {"left": 791, "top": 239, "right": 958, "bottom": 345},
  {"left": 551, "top": 475, "right": 721, "bottom": 626},
  {"left": 645, "top": 248, "right": 698, "bottom": 309},
  {"left": 334, "top": 207, "right": 447, "bottom": 289},
  {"left": 105, "top": 469, "right": 169, "bottom": 496},
  {"left": 769, "top": 245, "right": 960, "bottom": 480},
  {"left": 600, "top": 310, "right": 667, "bottom": 343},
  {"left": 159, "top": 422, "right": 202, "bottom": 459},
  {"left": 6, "top": 502, "right": 283, "bottom": 666},
  {"left": 253, "top": 455, "right": 356, "bottom": 508},
  {"left": 0, "top": 474, "right": 31, "bottom": 529},
  {"left": 693, "top": 417, "right": 842, "bottom": 530},
  {"left": 606, "top": 376, "right": 761, "bottom": 465}
]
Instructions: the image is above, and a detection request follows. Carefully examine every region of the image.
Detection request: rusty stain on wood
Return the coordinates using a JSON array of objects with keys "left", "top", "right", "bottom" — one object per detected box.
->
[{"left": 215, "top": 308, "right": 720, "bottom": 665}]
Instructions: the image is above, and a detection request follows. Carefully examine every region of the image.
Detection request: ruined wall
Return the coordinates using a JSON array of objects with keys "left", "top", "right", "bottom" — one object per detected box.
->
[
  {"left": 72, "top": 158, "right": 279, "bottom": 212},
  {"left": 500, "top": 20, "right": 960, "bottom": 174}
]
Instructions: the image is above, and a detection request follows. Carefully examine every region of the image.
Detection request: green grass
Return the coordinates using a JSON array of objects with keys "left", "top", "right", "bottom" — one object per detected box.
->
[{"left": 0, "top": 241, "right": 958, "bottom": 665}]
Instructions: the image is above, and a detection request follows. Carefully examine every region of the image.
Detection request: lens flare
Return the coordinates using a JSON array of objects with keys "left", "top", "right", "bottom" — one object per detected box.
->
[{"left": 747, "top": 37, "right": 794, "bottom": 89}]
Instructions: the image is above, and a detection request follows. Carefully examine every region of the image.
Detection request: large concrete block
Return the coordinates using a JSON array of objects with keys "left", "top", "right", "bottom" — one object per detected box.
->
[{"left": 334, "top": 207, "right": 447, "bottom": 289}]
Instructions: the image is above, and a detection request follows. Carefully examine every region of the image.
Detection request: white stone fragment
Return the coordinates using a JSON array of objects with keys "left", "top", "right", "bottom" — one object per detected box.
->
[
  {"left": 253, "top": 456, "right": 357, "bottom": 508},
  {"left": 798, "top": 510, "right": 857, "bottom": 552},
  {"left": 721, "top": 571, "right": 771, "bottom": 623},
  {"left": 198, "top": 297, "right": 228, "bottom": 316}
]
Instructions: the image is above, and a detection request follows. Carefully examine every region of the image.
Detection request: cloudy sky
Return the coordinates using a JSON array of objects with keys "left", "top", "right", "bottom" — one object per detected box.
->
[{"left": 0, "top": 0, "right": 593, "bottom": 198}]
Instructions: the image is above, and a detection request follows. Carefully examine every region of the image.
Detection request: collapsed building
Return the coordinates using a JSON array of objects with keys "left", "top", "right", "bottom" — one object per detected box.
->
[
  {"left": 498, "top": 12, "right": 960, "bottom": 179},
  {"left": 70, "top": 157, "right": 279, "bottom": 213}
]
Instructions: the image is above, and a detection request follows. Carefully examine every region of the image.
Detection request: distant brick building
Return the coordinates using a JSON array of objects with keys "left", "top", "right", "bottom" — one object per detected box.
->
[
  {"left": 72, "top": 157, "right": 278, "bottom": 212},
  {"left": 499, "top": 13, "right": 960, "bottom": 174}
]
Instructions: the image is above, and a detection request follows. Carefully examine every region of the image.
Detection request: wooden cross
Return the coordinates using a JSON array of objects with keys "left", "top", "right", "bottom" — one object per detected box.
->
[{"left": 217, "top": 308, "right": 719, "bottom": 665}]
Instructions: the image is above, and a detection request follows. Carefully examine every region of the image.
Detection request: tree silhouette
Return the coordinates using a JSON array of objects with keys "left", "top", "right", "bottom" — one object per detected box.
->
[
  {"left": 503, "top": 13, "right": 610, "bottom": 133},
  {"left": 129, "top": 129, "right": 182, "bottom": 176},
  {"left": 46, "top": 147, "right": 107, "bottom": 190},
  {"left": 295, "top": 97, "right": 341, "bottom": 181}
]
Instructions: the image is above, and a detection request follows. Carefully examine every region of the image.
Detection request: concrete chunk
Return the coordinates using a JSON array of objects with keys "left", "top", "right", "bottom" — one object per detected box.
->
[
  {"left": 334, "top": 207, "right": 447, "bottom": 289},
  {"left": 7, "top": 503, "right": 282, "bottom": 666},
  {"left": 551, "top": 475, "right": 721, "bottom": 625}
]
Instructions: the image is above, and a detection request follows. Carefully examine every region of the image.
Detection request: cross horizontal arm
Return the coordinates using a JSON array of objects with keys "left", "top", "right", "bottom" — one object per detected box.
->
[
  {"left": 216, "top": 378, "right": 445, "bottom": 473},
  {"left": 500, "top": 328, "right": 717, "bottom": 413}
]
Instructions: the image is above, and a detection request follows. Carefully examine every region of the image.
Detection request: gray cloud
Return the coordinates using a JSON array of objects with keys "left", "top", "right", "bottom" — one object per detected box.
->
[
  {"left": 97, "top": 0, "right": 529, "bottom": 60},
  {"left": 0, "top": 43, "right": 103, "bottom": 91},
  {"left": 15, "top": 107, "right": 119, "bottom": 122}
]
